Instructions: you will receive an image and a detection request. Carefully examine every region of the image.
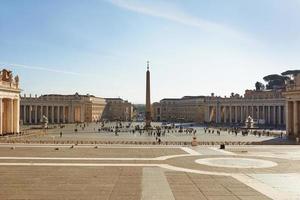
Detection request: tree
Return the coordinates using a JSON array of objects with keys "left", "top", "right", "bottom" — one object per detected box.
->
[
  {"left": 263, "top": 74, "right": 288, "bottom": 90},
  {"left": 255, "top": 82, "right": 265, "bottom": 91},
  {"left": 281, "top": 70, "right": 300, "bottom": 76}
]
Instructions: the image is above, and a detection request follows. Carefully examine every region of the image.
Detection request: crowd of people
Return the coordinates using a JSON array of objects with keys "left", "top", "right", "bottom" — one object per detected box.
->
[
  {"left": 56, "top": 121, "right": 201, "bottom": 143},
  {"left": 55, "top": 121, "right": 285, "bottom": 141},
  {"left": 204, "top": 127, "right": 285, "bottom": 138}
]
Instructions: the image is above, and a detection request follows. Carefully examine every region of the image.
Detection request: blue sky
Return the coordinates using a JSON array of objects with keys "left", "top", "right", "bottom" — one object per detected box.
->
[{"left": 1, "top": 0, "right": 300, "bottom": 103}]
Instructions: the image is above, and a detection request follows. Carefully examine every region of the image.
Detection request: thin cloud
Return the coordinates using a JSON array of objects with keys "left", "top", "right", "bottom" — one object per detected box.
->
[
  {"left": 0, "top": 62, "right": 97, "bottom": 77},
  {"left": 107, "top": 0, "right": 258, "bottom": 44}
]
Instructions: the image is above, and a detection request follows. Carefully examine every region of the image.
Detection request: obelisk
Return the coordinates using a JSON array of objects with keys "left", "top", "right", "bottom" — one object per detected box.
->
[{"left": 145, "top": 61, "right": 151, "bottom": 129}]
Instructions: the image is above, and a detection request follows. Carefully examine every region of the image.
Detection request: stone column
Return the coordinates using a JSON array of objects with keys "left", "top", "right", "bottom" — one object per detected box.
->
[
  {"left": 248, "top": 106, "right": 250, "bottom": 117},
  {"left": 9, "top": 99, "right": 14, "bottom": 132},
  {"left": 0, "top": 98, "right": 2, "bottom": 134},
  {"left": 34, "top": 105, "right": 38, "bottom": 124},
  {"left": 57, "top": 106, "right": 60, "bottom": 123},
  {"left": 229, "top": 106, "right": 232, "bottom": 124},
  {"left": 218, "top": 105, "right": 221, "bottom": 123},
  {"left": 46, "top": 106, "right": 49, "bottom": 120},
  {"left": 40, "top": 106, "right": 43, "bottom": 123},
  {"left": 268, "top": 106, "right": 271, "bottom": 125},
  {"left": 215, "top": 105, "right": 218, "bottom": 123},
  {"left": 224, "top": 106, "right": 227, "bottom": 123},
  {"left": 278, "top": 106, "right": 282, "bottom": 125},
  {"left": 235, "top": 106, "right": 238, "bottom": 123},
  {"left": 29, "top": 105, "right": 32, "bottom": 124},
  {"left": 283, "top": 106, "right": 286, "bottom": 125},
  {"left": 68, "top": 106, "right": 72, "bottom": 123},
  {"left": 257, "top": 106, "right": 260, "bottom": 120},
  {"left": 13, "top": 99, "right": 20, "bottom": 133},
  {"left": 69, "top": 106, "right": 73, "bottom": 123},
  {"left": 62, "top": 106, "right": 66, "bottom": 123},
  {"left": 81, "top": 105, "right": 84, "bottom": 122},
  {"left": 293, "top": 101, "right": 298, "bottom": 136},
  {"left": 51, "top": 106, "right": 54, "bottom": 124},
  {"left": 205, "top": 106, "right": 209, "bottom": 122},
  {"left": 262, "top": 106, "right": 265, "bottom": 123},
  {"left": 240, "top": 106, "right": 244, "bottom": 123},
  {"left": 286, "top": 102, "right": 290, "bottom": 134},
  {"left": 23, "top": 105, "right": 26, "bottom": 124},
  {"left": 273, "top": 106, "right": 277, "bottom": 125}
]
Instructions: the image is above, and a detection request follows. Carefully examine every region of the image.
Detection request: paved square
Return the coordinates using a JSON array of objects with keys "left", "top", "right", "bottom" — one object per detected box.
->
[
  {"left": 13, "top": 122, "right": 283, "bottom": 145},
  {"left": 0, "top": 144, "right": 299, "bottom": 199}
]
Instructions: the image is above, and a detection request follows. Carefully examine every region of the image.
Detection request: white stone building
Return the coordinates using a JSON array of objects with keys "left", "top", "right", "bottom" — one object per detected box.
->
[
  {"left": 204, "top": 90, "right": 285, "bottom": 126},
  {"left": 20, "top": 93, "right": 106, "bottom": 124},
  {"left": 102, "top": 98, "right": 134, "bottom": 121},
  {"left": 283, "top": 73, "right": 300, "bottom": 138},
  {"left": 0, "top": 69, "right": 21, "bottom": 134}
]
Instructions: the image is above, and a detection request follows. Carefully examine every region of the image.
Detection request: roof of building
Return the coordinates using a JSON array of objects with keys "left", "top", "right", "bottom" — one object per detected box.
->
[
  {"left": 182, "top": 95, "right": 206, "bottom": 99},
  {"left": 161, "top": 98, "right": 181, "bottom": 101},
  {"left": 105, "top": 98, "right": 123, "bottom": 100},
  {"left": 161, "top": 95, "right": 206, "bottom": 101},
  {"left": 40, "top": 93, "right": 96, "bottom": 98}
]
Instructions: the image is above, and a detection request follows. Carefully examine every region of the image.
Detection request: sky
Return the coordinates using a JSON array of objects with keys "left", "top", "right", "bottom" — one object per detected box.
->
[{"left": 1, "top": 0, "right": 300, "bottom": 103}]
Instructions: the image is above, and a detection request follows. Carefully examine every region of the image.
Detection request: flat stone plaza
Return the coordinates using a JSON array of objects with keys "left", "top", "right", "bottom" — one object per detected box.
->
[
  {"left": 0, "top": 122, "right": 298, "bottom": 199},
  {"left": 7, "top": 122, "right": 287, "bottom": 145},
  {"left": 0, "top": 144, "right": 300, "bottom": 200}
]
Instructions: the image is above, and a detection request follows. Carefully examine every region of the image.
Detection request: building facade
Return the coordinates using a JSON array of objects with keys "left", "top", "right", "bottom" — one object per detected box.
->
[
  {"left": 283, "top": 73, "right": 300, "bottom": 138},
  {"left": 102, "top": 98, "right": 134, "bottom": 121},
  {"left": 204, "top": 90, "right": 285, "bottom": 126},
  {"left": 153, "top": 90, "right": 286, "bottom": 127},
  {"left": 20, "top": 93, "right": 106, "bottom": 124},
  {"left": 152, "top": 96, "right": 206, "bottom": 123},
  {"left": 0, "top": 69, "right": 21, "bottom": 134}
]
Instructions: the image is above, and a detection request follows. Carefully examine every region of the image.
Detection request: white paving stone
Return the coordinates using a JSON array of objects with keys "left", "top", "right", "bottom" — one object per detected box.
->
[
  {"left": 249, "top": 173, "right": 300, "bottom": 200},
  {"left": 142, "top": 167, "right": 175, "bottom": 200}
]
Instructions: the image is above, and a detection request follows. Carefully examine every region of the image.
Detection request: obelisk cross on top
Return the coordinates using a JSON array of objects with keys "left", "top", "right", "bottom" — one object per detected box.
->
[{"left": 145, "top": 61, "right": 152, "bottom": 129}]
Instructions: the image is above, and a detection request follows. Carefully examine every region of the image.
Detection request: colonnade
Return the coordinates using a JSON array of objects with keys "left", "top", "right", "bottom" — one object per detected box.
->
[
  {"left": 286, "top": 101, "right": 300, "bottom": 137},
  {"left": 206, "top": 104, "right": 285, "bottom": 126},
  {"left": 0, "top": 98, "right": 20, "bottom": 134},
  {"left": 20, "top": 105, "right": 84, "bottom": 124}
]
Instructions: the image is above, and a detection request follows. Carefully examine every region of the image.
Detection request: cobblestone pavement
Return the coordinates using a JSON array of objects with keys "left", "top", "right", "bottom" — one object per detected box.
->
[{"left": 0, "top": 144, "right": 299, "bottom": 199}]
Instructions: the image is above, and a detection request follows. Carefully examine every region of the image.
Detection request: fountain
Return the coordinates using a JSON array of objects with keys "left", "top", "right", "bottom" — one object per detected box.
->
[
  {"left": 41, "top": 115, "right": 48, "bottom": 129},
  {"left": 245, "top": 116, "right": 254, "bottom": 129}
]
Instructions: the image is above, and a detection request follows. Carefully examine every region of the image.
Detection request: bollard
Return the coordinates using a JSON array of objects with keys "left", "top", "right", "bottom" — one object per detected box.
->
[{"left": 191, "top": 137, "right": 198, "bottom": 146}]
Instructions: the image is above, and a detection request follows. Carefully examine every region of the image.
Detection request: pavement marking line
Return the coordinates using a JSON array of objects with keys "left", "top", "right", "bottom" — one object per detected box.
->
[
  {"left": 0, "top": 154, "right": 194, "bottom": 161},
  {"left": 0, "top": 144, "right": 186, "bottom": 148},
  {"left": 159, "top": 164, "right": 230, "bottom": 176},
  {"left": 208, "top": 147, "right": 237, "bottom": 155},
  {"left": 0, "top": 162, "right": 229, "bottom": 176},
  {"left": 228, "top": 145, "right": 300, "bottom": 149},
  {"left": 0, "top": 163, "right": 162, "bottom": 167},
  {"left": 195, "top": 157, "right": 278, "bottom": 168},
  {"left": 142, "top": 167, "right": 175, "bottom": 200},
  {"left": 180, "top": 147, "right": 202, "bottom": 155},
  {"left": 232, "top": 174, "right": 288, "bottom": 200}
]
